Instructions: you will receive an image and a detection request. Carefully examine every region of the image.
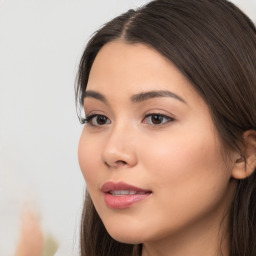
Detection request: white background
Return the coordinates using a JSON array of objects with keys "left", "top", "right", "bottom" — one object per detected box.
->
[{"left": 0, "top": 0, "right": 255, "bottom": 255}]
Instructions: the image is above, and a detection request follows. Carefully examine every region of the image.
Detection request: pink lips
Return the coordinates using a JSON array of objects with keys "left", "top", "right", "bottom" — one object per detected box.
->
[{"left": 101, "top": 182, "right": 152, "bottom": 209}]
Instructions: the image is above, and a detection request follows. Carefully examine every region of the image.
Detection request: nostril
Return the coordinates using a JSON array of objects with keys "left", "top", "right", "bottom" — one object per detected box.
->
[
  {"left": 116, "top": 160, "right": 127, "bottom": 165},
  {"left": 104, "top": 160, "right": 127, "bottom": 168}
]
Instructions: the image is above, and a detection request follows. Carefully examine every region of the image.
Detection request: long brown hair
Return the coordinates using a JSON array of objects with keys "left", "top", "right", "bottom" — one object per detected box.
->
[{"left": 76, "top": 0, "right": 256, "bottom": 255}]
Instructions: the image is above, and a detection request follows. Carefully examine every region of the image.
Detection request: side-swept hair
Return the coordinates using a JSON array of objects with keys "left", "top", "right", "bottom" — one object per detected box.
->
[{"left": 76, "top": 1, "right": 256, "bottom": 255}]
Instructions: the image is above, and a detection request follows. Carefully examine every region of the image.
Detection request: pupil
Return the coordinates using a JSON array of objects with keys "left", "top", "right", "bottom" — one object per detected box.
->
[
  {"left": 152, "top": 115, "right": 162, "bottom": 124},
  {"left": 97, "top": 116, "right": 106, "bottom": 125}
]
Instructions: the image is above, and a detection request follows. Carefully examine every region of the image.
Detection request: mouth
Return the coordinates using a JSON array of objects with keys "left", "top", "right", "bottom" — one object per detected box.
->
[
  {"left": 109, "top": 190, "right": 147, "bottom": 196},
  {"left": 101, "top": 182, "right": 152, "bottom": 209}
]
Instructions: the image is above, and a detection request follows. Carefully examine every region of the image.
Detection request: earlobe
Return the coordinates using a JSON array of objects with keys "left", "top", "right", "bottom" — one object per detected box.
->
[{"left": 231, "top": 130, "right": 256, "bottom": 180}]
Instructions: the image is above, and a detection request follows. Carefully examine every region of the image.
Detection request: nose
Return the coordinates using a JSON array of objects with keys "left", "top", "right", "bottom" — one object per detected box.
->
[{"left": 101, "top": 124, "right": 138, "bottom": 169}]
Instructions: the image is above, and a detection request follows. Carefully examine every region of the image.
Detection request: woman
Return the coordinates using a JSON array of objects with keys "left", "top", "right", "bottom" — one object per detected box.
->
[{"left": 76, "top": 0, "right": 256, "bottom": 255}]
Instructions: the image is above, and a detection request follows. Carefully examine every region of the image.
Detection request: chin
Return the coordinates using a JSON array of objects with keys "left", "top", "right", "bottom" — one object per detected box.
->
[
  {"left": 108, "top": 230, "right": 143, "bottom": 244},
  {"left": 104, "top": 224, "right": 146, "bottom": 244}
]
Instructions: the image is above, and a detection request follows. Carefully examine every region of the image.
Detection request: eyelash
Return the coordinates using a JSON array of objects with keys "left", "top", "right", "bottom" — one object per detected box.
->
[
  {"left": 83, "top": 114, "right": 111, "bottom": 126},
  {"left": 83, "top": 113, "right": 175, "bottom": 127},
  {"left": 143, "top": 113, "right": 175, "bottom": 126}
]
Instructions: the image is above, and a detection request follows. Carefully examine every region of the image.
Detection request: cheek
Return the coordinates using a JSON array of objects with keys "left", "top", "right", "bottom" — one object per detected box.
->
[
  {"left": 140, "top": 129, "right": 230, "bottom": 203},
  {"left": 78, "top": 133, "right": 101, "bottom": 186},
  {"left": 133, "top": 132, "right": 232, "bottom": 238},
  {"left": 143, "top": 135, "right": 209, "bottom": 174}
]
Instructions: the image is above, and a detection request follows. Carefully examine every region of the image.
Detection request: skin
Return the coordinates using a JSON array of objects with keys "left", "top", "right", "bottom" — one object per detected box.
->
[
  {"left": 16, "top": 207, "right": 43, "bottom": 256},
  {"left": 78, "top": 41, "right": 237, "bottom": 256}
]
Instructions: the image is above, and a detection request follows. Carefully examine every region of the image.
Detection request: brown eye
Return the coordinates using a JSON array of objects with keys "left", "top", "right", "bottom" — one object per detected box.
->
[
  {"left": 151, "top": 115, "right": 164, "bottom": 124},
  {"left": 143, "top": 114, "right": 174, "bottom": 126},
  {"left": 84, "top": 114, "right": 111, "bottom": 126},
  {"left": 96, "top": 115, "right": 108, "bottom": 125}
]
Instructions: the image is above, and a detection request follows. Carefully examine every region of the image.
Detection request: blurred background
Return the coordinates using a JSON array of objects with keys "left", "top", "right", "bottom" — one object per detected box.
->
[{"left": 0, "top": 0, "right": 255, "bottom": 255}]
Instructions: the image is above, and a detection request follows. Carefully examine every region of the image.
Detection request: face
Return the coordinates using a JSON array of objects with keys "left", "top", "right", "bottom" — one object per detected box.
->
[{"left": 78, "top": 41, "right": 235, "bottom": 245}]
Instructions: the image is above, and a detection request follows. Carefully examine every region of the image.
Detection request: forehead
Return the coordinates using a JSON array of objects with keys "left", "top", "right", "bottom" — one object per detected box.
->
[{"left": 87, "top": 41, "right": 201, "bottom": 104}]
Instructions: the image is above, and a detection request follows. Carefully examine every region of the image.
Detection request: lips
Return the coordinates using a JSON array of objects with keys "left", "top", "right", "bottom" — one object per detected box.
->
[{"left": 101, "top": 182, "right": 152, "bottom": 209}]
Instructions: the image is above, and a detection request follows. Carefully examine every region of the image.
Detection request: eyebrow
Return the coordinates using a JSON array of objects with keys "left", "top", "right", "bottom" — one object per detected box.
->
[
  {"left": 131, "top": 90, "right": 186, "bottom": 104},
  {"left": 84, "top": 90, "right": 107, "bottom": 103},
  {"left": 83, "top": 90, "right": 186, "bottom": 104}
]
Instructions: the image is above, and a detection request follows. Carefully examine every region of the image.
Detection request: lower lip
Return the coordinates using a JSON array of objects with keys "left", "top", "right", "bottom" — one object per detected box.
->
[{"left": 104, "top": 193, "right": 151, "bottom": 209}]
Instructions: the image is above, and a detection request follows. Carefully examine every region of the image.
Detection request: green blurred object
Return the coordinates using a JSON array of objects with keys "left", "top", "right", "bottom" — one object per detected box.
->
[{"left": 43, "top": 234, "right": 59, "bottom": 256}]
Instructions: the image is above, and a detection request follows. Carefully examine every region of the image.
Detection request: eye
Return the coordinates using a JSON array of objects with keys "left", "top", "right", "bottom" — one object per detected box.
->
[
  {"left": 143, "top": 114, "right": 174, "bottom": 125},
  {"left": 84, "top": 114, "right": 111, "bottom": 126}
]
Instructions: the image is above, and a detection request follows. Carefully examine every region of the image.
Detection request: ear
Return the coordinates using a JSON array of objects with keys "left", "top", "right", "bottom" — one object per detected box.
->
[{"left": 231, "top": 130, "right": 256, "bottom": 180}]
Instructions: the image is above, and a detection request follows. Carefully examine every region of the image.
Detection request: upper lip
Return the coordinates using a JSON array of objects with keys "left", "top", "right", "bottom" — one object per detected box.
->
[{"left": 101, "top": 181, "right": 152, "bottom": 193}]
